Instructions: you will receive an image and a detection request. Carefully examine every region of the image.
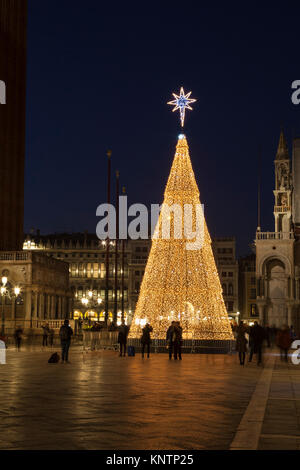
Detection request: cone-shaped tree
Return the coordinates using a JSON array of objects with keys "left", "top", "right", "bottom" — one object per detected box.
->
[{"left": 129, "top": 135, "right": 233, "bottom": 340}]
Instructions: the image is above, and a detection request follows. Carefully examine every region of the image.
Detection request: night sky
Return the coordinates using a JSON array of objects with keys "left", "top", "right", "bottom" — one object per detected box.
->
[{"left": 25, "top": 3, "right": 300, "bottom": 255}]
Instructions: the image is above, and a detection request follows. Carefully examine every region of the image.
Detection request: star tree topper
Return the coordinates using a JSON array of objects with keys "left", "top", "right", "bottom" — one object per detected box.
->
[{"left": 167, "top": 87, "right": 196, "bottom": 127}]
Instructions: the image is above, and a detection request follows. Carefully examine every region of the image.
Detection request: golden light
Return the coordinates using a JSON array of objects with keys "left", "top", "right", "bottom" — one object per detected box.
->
[
  {"left": 1, "top": 276, "right": 7, "bottom": 286},
  {"left": 88, "top": 291, "right": 93, "bottom": 298},
  {"left": 81, "top": 297, "right": 89, "bottom": 306},
  {"left": 129, "top": 135, "right": 233, "bottom": 341},
  {"left": 14, "top": 287, "right": 21, "bottom": 296},
  {"left": 0, "top": 287, "right": 6, "bottom": 295}
]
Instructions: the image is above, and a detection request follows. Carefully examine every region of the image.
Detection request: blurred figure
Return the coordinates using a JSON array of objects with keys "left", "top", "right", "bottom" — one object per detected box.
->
[
  {"left": 174, "top": 321, "right": 183, "bottom": 360},
  {"left": 141, "top": 323, "right": 153, "bottom": 358},
  {"left": 59, "top": 319, "right": 73, "bottom": 363},
  {"left": 167, "top": 321, "right": 182, "bottom": 359},
  {"left": 49, "top": 328, "right": 55, "bottom": 347},
  {"left": 236, "top": 321, "right": 248, "bottom": 365},
  {"left": 14, "top": 326, "right": 23, "bottom": 351},
  {"left": 265, "top": 325, "right": 271, "bottom": 348},
  {"left": 118, "top": 321, "right": 129, "bottom": 357},
  {"left": 249, "top": 321, "right": 266, "bottom": 365},
  {"left": 290, "top": 325, "right": 297, "bottom": 342},
  {"left": 166, "top": 321, "right": 176, "bottom": 359},
  {"left": 276, "top": 325, "right": 292, "bottom": 362},
  {"left": 42, "top": 323, "right": 50, "bottom": 347}
]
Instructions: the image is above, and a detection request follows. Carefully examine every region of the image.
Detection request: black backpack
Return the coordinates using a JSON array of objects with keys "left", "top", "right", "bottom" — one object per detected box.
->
[{"left": 48, "top": 352, "right": 60, "bottom": 363}]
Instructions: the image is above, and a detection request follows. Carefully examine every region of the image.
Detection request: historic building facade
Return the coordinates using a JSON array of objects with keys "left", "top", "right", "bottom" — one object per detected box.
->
[
  {"left": 238, "top": 253, "right": 259, "bottom": 322},
  {"left": 23, "top": 233, "right": 150, "bottom": 325},
  {"left": 255, "top": 131, "right": 300, "bottom": 328},
  {"left": 0, "top": 251, "right": 71, "bottom": 334},
  {"left": 23, "top": 233, "right": 238, "bottom": 324},
  {"left": 212, "top": 237, "right": 239, "bottom": 319}
]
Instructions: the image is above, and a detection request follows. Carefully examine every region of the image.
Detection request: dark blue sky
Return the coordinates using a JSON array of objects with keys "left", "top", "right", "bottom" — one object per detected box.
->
[{"left": 25, "top": 2, "right": 300, "bottom": 255}]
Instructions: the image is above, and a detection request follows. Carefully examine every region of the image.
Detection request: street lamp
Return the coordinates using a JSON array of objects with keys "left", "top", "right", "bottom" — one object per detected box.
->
[
  {"left": 1, "top": 284, "right": 6, "bottom": 336},
  {"left": 0, "top": 278, "right": 20, "bottom": 336}
]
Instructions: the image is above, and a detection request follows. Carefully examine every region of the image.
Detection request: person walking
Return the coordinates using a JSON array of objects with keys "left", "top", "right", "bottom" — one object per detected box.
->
[
  {"left": 14, "top": 326, "right": 23, "bottom": 351},
  {"left": 236, "top": 321, "right": 248, "bottom": 365},
  {"left": 42, "top": 323, "right": 50, "bottom": 347},
  {"left": 276, "top": 325, "right": 291, "bottom": 362},
  {"left": 141, "top": 323, "right": 153, "bottom": 358},
  {"left": 59, "top": 319, "right": 73, "bottom": 364},
  {"left": 252, "top": 321, "right": 266, "bottom": 366},
  {"left": 118, "top": 321, "right": 129, "bottom": 357}
]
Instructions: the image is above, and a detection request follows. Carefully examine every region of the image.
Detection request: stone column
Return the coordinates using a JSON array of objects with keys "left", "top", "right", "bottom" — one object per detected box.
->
[
  {"left": 296, "top": 278, "right": 300, "bottom": 301},
  {"left": 47, "top": 294, "right": 51, "bottom": 319},
  {"left": 33, "top": 292, "right": 38, "bottom": 320},
  {"left": 264, "top": 276, "right": 268, "bottom": 298},
  {"left": 58, "top": 297, "right": 62, "bottom": 318},
  {"left": 24, "top": 289, "right": 32, "bottom": 324},
  {"left": 51, "top": 295, "right": 56, "bottom": 319},
  {"left": 287, "top": 304, "right": 293, "bottom": 327},
  {"left": 257, "top": 303, "right": 265, "bottom": 325}
]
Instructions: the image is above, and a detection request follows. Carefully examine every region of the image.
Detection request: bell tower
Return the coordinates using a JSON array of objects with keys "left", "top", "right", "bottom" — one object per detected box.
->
[{"left": 273, "top": 130, "right": 292, "bottom": 234}]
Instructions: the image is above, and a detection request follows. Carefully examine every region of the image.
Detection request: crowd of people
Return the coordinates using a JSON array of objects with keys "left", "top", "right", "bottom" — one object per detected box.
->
[
  {"left": 2, "top": 318, "right": 298, "bottom": 366},
  {"left": 232, "top": 321, "right": 297, "bottom": 365},
  {"left": 117, "top": 320, "right": 183, "bottom": 359}
]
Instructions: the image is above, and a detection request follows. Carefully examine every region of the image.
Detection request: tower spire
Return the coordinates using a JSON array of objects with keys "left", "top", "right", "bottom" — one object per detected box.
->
[{"left": 276, "top": 128, "right": 289, "bottom": 160}]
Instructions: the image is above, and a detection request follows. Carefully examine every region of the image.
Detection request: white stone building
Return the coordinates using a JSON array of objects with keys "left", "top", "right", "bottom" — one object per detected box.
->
[{"left": 256, "top": 131, "right": 300, "bottom": 328}]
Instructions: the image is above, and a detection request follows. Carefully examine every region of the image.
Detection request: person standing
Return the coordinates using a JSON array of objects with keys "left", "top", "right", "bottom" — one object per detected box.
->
[
  {"left": 276, "top": 325, "right": 291, "bottom": 362},
  {"left": 141, "top": 323, "right": 153, "bottom": 358},
  {"left": 166, "top": 321, "right": 176, "bottom": 359},
  {"left": 14, "top": 326, "right": 23, "bottom": 351},
  {"left": 174, "top": 322, "right": 183, "bottom": 360},
  {"left": 236, "top": 321, "right": 248, "bottom": 365},
  {"left": 118, "top": 321, "right": 129, "bottom": 357},
  {"left": 59, "top": 319, "right": 73, "bottom": 364},
  {"left": 42, "top": 323, "right": 50, "bottom": 347}
]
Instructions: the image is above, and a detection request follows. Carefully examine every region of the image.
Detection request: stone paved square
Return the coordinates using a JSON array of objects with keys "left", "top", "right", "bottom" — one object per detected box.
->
[{"left": 0, "top": 346, "right": 263, "bottom": 450}]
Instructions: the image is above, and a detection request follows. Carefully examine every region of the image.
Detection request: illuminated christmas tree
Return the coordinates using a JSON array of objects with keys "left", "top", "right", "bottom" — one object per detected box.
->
[{"left": 129, "top": 133, "right": 233, "bottom": 341}]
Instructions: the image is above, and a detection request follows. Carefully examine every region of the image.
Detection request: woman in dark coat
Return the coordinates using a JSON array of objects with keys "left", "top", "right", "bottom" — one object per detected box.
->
[
  {"left": 141, "top": 323, "right": 153, "bottom": 358},
  {"left": 236, "top": 321, "right": 248, "bottom": 365}
]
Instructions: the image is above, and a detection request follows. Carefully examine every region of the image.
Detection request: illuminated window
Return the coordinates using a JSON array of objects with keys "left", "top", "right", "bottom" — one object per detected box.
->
[
  {"left": 87, "top": 263, "right": 92, "bottom": 278},
  {"left": 93, "top": 263, "right": 99, "bottom": 279}
]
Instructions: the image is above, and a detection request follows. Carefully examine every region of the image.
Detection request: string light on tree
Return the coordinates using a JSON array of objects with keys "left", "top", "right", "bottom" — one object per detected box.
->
[
  {"left": 167, "top": 87, "right": 196, "bottom": 127},
  {"left": 129, "top": 90, "right": 233, "bottom": 341}
]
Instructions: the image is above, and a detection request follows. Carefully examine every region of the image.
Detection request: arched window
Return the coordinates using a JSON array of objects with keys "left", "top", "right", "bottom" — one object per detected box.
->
[
  {"left": 228, "top": 284, "right": 233, "bottom": 296},
  {"left": 222, "top": 284, "right": 227, "bottom": 295}
]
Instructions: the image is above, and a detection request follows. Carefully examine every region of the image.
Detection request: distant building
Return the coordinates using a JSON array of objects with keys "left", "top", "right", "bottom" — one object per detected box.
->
[
  {"left": 238, "top": 253, "right": 259, "bottom": 323},
  {"left": 23, "top": 233, "right": 238, "bottom": 323},
  {"left": 211, "top": 237, "right": 239, "bottom": 320},
  {"left": 255, "top": 131, "right": 300, "bottom": 328},
  {"left": 0, "top": 251, "right": 70, "bottom": 335},
  {"left": 23, "top": 233, "right": 150, "bottom": 325}
]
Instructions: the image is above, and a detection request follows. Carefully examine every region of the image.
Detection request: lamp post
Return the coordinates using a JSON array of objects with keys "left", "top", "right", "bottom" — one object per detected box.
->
[
  {"left": 0, "top": 276, "right": 21, "bottom": 336},
  {"left": 13, "top": 287, "right": 21, "bottom": 328}
]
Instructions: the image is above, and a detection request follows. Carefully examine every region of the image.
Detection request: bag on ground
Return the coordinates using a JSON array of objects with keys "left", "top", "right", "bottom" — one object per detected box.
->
[
  {"left": 127, "top": 346, "right": 135, "bottom": 357},
  {"left": 48, "top": 352, "right": 60, "bottom": 363}
]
